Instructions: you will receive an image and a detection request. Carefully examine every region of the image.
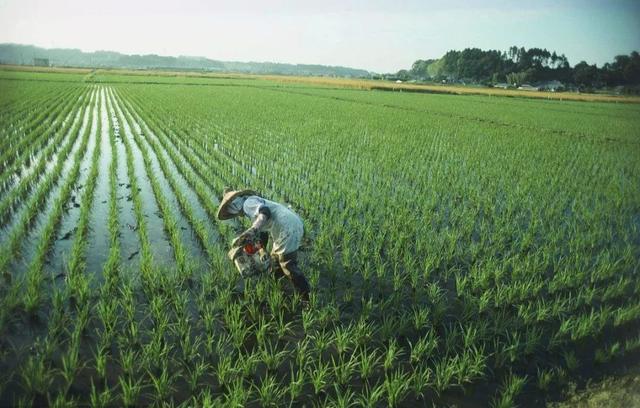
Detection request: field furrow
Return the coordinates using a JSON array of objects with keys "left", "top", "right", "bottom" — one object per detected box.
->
[{"left": 108, "top": 88, "right": 174, "bottom": 275}]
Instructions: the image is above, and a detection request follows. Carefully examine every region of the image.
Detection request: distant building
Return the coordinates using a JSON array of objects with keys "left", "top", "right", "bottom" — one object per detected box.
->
[
  {"left": 537, "top": 80, "right": 565, "bottom": 92},
  {"left": 395, "top": 80, "right": 403, "bottom": 83},
  {"left": 33, "top": 58, "right": 49, "bottom": 67},
  {"left": 493, "top": 83, "right": 509, "bottom": 89},
  {"left": 518, "top": 84, "right": 539, "bottom": 91}
]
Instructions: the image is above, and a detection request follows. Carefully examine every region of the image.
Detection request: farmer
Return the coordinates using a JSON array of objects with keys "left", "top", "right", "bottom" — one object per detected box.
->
[{"left": 217, "top": 188, "right": 311, "bottom": 300}]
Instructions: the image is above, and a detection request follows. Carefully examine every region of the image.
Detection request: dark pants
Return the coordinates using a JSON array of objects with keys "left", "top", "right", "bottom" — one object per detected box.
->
[{"left": 272, "top": 251, "right": 311, "bottom": 300}]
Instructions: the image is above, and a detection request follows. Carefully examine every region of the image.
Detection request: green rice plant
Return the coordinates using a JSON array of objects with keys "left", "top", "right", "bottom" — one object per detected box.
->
[
  {"left": 275, "top": 309, "right": 294, "bottom": 340},
  {"left": 331, "top": 352, "right": 359, "bottom": 386},
  {"left": 254, "top": 374, "right": 285, "bottom": 407},
  {"left": 235, "top": 349, "right": 259, "bottom": 379},
  {"left": 118, "top": 375, "right": 144, "bottom": 407},
  {"left": 48, "top": 392, "right": 80, "bottom": 408},
  {"left": 490, "top": 373, "right": 527, "bottom": 408},
  {"left": 433, "top": 358, "right": 456, "bottom": 395},
  {"left": 310, "top": 329, "right": 335, "bottom": 354},
  {"left": 119, "top": 348, "right": 139, "bottom": 378},
  {"left": 60, "top": 345, "right": 82, "bottom": 394},
  {"left": 19, "top": 354, "right": 54, "bottom": 398},
  {"left": 333, "top": 323, "right": 356, "bottom": 356},
  {"left": 411, "top": 364, "right": 433, "bottom": 400},
  {"left": 92, "top": 346, "right": 108, "bottom": 381},
  {"left": 147, "top": 362, "right": 175, "bottom": 403},
  {"left": 259, "top": 340, "right": 290, "bottom": 372},
  {"left": 325, "top": 384, "right": 358, "bottom": 408},
  {"left": 89, "top": 380, "right": 112, "bottom": 408},
  {"left": 562, "top": 350, "right": 579, "bottom": 372},
  {"left": 624, "top": 333, "right": 640, "bottom": 352},
  {"left": 412, "top": 307, "right": 430, "bottom": 331},
  {"left": 355, "top": 381, "right": 385, "bottom": 408},
  {"left": 288, "top": 362, "right": 306, "bottom": 404},
  {"left": 383, "top": 339, "right": 404, "bottom": 372},
  {"left": 215, "top": 354, "right": 237, "bottom": 385},
  {"left": 224, "top": 376, "right": 251, "bottom": 407},
  {"left": 384, "top": 368, "right": 410, "bottom": 407},
  {"left": 536, "top": 367, "right": 555, "bottom": 391},
  {"left": 308, "top": 357, "right": 332, "bottom": 396},
  {"left": 409, "top": 330, "right": 438, "bottom": 365},
  {"left": 351, "top": 317, "right": 375, "bottom": 347},
  {"left": 357, "top": 347, "right": 381, "bottom": 381}
]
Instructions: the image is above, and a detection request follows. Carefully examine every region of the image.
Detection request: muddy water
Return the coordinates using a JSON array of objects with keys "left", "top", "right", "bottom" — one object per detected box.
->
[
  {"left": 114, "top": 93, "right": 207, "bottom": 267},
  {"left": 86, "top": 88, "right": 112, "bottom": 277},
  {"left": 104, "top": 90, "right": 140, "bottom": 270},
  {"left": 45, "top": 91, "right": 100, "bottom": 278},
  {"left": 108, "top": 89, "right": 176, "bottom": 269},
  {"left": 10, "top": 89, "right": 97, "bottom": 279},
  {"left": 118, "top": 96, "right": 220, "bottom": 258}
]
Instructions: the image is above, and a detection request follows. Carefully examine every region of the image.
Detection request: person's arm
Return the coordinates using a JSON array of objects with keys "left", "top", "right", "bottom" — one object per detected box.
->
[{"left": 235, "top": 200, "right": 271, "bottom": 244}]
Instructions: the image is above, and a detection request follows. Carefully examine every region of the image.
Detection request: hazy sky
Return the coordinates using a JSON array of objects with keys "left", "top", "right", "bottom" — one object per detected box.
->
[{"left": 1, "top": 0, "right": 639, "bottom": 72}]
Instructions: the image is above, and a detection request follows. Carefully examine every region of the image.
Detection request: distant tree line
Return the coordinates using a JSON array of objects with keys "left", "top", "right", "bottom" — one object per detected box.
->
[{"left": 397, "top": 46, "right": 640, "bottom": 91}]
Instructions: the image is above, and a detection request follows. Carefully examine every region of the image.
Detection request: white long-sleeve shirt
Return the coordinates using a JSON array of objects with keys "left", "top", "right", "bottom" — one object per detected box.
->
[{"left": 242, "top": 196, "right": 303, "bottom": 256}]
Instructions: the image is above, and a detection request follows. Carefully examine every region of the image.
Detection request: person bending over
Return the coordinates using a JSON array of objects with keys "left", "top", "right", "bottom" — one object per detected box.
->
[{"left": 217, "top": 188, "right": 311, "bottom": 300}]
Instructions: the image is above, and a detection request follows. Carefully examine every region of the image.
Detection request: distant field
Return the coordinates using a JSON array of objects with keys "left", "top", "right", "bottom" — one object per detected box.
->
[
  {"left": 0, "top": 68, "right": 639, "bottom": 406},
  {"left": 2, "top": 64, "right": 640, "bottom": 103}
]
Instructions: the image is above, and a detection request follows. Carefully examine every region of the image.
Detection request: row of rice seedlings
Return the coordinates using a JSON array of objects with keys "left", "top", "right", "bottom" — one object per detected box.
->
[
  {"left": 0, "top": 86, "right": 83, "bottom": 175},
  {"left": 106, "top": 89, "right": 154, "bottom": 281},
  {"left": 0, "top": 84, "right": 79, "bottom": 152},
  {"left": 64, "top": 89, "right": 103, "bottom": 309},
  {"left": 113, "top": 92, "right": 191, "bottom": 279},
  {"left": 114, "top": 91, "right": 219, "bottom": 265},
  {"left": 84, "top": 89, "right": 123, "bottom": 405},
  {"left": 118, "top": 91, "right": 235, "bottom": 241},
  {"left": 0, "top": 88, "right": 83, "bottom": 201},
  {"left": 101, "top": 87, "right": 122, "bottom": 291},
  {"left": 0, "top": 89, "right": 94, "bottom": 277},
  {"left": 0, "top": 80, "right": 62, "bottom": 128},
  {"left": 0, "top": 83, "right": 76, "bottom": 169},
  {"left": 20, "top": 93, "right": 96, "bottom": 315},
  {"left": 4, "top": 90, "right": 98, "bottom": 403},
  {"left": 121, "top": 90, "right": 229, "bottom": 194},
  {"left": 0, "top": 89, "right": 90, "bottom": 222}
]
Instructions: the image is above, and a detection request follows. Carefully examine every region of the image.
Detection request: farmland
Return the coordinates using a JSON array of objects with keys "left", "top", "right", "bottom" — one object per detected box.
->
[{"left": 0, "top": 68, "right": 639, "bottom": 407}]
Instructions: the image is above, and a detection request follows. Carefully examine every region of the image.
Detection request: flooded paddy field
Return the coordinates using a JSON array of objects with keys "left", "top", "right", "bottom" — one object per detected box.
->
[{"left": 0, "top": 69, "right": 639, "bottom": 406}]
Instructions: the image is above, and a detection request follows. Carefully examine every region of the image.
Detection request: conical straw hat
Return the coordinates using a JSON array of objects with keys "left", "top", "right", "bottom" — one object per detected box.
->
[{"left": 217, "top": 188, "right": 258, "bottom": 220}]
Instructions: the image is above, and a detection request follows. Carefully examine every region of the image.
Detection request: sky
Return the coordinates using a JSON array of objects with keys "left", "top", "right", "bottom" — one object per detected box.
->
[{"left": 0, "top": 0, "right": 639, "bottom": 73}]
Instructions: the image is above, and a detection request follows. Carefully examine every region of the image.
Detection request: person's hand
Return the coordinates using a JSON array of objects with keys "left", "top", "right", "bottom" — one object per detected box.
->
[{"left": 233, "top": 228, "right": 257, "bottom": 247}]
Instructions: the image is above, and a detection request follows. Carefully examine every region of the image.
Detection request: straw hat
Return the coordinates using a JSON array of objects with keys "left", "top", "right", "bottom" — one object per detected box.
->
[{"left": 217, "top": 188, "right": 258, "bottom": 220}]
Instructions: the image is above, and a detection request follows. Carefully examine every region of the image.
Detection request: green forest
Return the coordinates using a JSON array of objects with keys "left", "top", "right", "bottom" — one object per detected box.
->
[{"left": 399, "top": 46, "right": 640, "bottom": 91}]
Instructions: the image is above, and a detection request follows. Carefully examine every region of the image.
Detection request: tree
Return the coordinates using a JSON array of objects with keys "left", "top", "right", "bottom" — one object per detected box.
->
[{"left": 573, "top": 61, "right": 598, "bottom": 87}]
